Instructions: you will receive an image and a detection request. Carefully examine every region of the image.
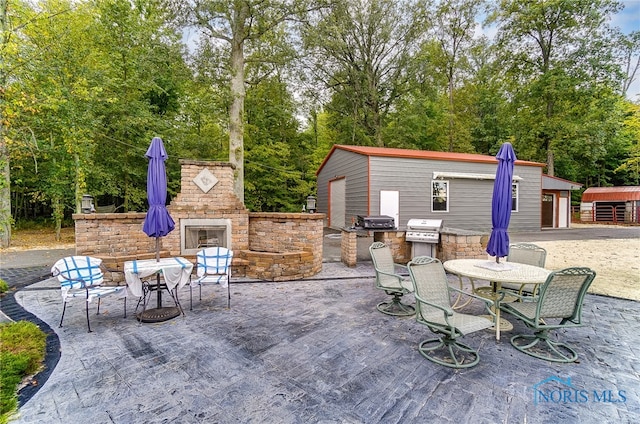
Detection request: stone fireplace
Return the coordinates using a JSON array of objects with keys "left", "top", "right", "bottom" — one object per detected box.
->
[
  {"left": 180, "top": 218, "right": 231, "bottom": 256},
  {"left": 73, "top": 160, "right": 324, "bottom": 282}
]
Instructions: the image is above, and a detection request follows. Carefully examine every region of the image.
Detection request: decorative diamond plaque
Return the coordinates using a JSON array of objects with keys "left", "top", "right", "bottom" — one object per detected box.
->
[{"left": 193, "top": 168, "right": 218, "bottom": 193}]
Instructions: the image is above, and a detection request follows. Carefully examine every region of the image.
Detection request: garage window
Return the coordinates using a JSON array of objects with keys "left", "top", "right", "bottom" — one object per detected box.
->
[{"left": 432, "top": 181, "right": 449, "bottom": 212}]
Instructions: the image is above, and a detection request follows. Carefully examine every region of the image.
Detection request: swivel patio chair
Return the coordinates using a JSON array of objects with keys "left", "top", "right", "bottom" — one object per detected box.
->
[
  {"left": 501, "top": 243, "right": 547, "bottom": 298},
  {"left": 52, "top": 256, "right": 126, "bottom": 333},
  {"left": 369, "top": 242, "right": 414, "bottom": 316},
  {"left": 500, "top": 267, "right": 596, "bottom": 363},
  {"left": 407, "top": 256, "right": 495, "bottom": 369},
  {"left": 190, "top": 247, "right": 233, "bottom": 310}
]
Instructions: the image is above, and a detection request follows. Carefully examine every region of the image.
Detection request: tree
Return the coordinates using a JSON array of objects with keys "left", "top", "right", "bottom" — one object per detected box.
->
[
  {"left": 5, "top": 0, "right": 104, "bottom": 239},
  {"left": 430, "top": 0, "right": 484, "bottom": 152},
  {"left": 173, "top": 0, "right": 321, "bottom": 203},
  {"left": 489, "top": 0, "right": 624, "bottom": 176},
  {"left": 617, "top": 30, "right": 640, "bottom": 98},
  {"left": 0, "top": 0, "right": 15, "bottom": 246},
  {"left": 301, "top": 0, "right": 429, "bottom": 147},
  {"left": 90, "top": 0, "right": 190, "bottom": 212},
  {"left": 244, "top": 75, "right": 310, "bottom": 211}
]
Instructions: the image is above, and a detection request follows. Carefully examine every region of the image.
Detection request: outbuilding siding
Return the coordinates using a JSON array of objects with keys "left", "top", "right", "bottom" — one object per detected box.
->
[
  {"left": 317, "top": 145, "right": 545, "bottom": 232},
  {"left": 317, "top": 149, "right": 369, "bottom": 227}
]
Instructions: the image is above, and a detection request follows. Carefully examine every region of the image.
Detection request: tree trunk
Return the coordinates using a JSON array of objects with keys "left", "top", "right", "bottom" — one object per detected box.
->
[
  {"left": 547, "top": 148, "right": 555, "bottom": 177},
  {"left": 229, "top": 30, "right": 246, "bottom": 203},
  {"left": 0, "top": 137, "right": 10, "bottom": 248},
  {"left": 0, "top": 0, "right": 11, "bottom": 247}
]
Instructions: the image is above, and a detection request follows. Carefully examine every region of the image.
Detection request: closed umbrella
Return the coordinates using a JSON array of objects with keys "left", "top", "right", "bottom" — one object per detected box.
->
[
  {"left": 141, "top": 137, "right": 178, "bottom": 322},
  {"left": 486, "top": 142, "right": 517, "bottom": 263},
  {"left": 143, "top": 137, "right": 175, "bottom": 247}
]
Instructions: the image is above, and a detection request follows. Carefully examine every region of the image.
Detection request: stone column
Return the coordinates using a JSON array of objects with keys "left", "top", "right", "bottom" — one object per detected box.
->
[{"left": 341, "top": 229, "right": 358, "bottom": 267}]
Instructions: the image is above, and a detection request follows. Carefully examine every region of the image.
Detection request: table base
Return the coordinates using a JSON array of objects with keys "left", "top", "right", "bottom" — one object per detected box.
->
[
  {"left": 480, "top": 315, "right": 513, "bottom": 332},
  {"left": 137, "top": 307, "right": 181, "bottom": 323}
]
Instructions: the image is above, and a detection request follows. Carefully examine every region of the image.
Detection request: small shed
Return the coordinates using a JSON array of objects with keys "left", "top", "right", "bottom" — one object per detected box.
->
[
  {"left": 316, "top": 145, "right": 546, "bottom": 232},
  {"left": 580, "top": 186, "right": 640, "bottom": 223},
  {"left": 541, "top": 175, "right": 582, "bottom": 228}
]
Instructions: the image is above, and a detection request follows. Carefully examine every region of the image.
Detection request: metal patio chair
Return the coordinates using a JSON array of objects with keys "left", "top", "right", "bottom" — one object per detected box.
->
[
  {"left": 407, "top": 256, "right": 495, "bottom": 369},
  {"left": 369, "top": 242, "right": 414, "bottom": 316},
  {"left": 500, "top": 267, "right": 596, "bottom": 363},
  {"left": 52, "top": 256, "right": 126, "bottom": 332},
  {"left": 190, "top": 247, "right": 234, "bottom": 309},
  {"left": 501, "top": 243, "right": 548, "bottom": 298}
]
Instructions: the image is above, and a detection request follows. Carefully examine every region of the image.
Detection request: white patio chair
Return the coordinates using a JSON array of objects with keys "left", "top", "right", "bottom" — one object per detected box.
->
[
  {"left": 190, "top": 247, "right": 234, "bottom": 309},
  {"left": 52, "top": 256, "right": 126, "bottom": 332}
]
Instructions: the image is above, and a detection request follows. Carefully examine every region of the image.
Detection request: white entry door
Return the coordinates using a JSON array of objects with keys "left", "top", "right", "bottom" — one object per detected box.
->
[
  {"left": 380, "top": 190, "right": 399, "bottom": 228},
  {"left": 559, "top": 196, "right": 569, "bottom": 228},
  {"left": 329, "top": 178, "right": 346, "bottom": 229}
]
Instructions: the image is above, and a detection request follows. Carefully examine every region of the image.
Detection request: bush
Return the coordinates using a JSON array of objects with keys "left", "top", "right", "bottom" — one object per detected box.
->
[
  {"left": 0, "top": 321, "right": 47, "bottom": 423},
  {"left": 0, "top": 279, "right": 8, "bottom": 294}
]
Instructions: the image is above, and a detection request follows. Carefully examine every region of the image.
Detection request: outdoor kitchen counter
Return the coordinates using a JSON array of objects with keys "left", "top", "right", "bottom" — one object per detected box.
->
[{"left": 340, "top": 227, "right": 409, "bottom": 267}]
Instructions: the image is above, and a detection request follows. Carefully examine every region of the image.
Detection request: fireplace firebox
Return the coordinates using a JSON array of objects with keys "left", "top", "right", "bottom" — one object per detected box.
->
[{"left": 180, "top": 219, "right": 231, "bottom": 256}]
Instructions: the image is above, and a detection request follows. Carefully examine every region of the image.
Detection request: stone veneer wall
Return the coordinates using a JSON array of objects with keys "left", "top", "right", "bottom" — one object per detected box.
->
[
  {"left": 340, "top": 230, "right": 411, "bottom": 267},
  {"left": 164, "top": 160, "right": 249, "bottom": 254},
  {"left": 241, "top": 212, "right": 324, "bottom": 281},
  {"left": 438, "top": 228, "right": 489, "bottom": 262},
  {"left": 73, "top": 160, "right": 324, "bottom": 282},
  {"left": 339, "top": 227, "right": 489, "bottom": 267},
  {"left": 373, "top": 231, "right": 411, "bottom": 264}
]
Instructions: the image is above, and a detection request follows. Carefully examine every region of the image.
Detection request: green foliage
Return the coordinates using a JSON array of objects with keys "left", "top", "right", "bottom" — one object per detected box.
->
[
  {"left": 0, "top": 321, "right": 47, "bottom": 422},
  {"left": 0, "top": 279, "right": 8, "bottom": 294},
  {"left": 302, "top": 0, "right": 429, "bottom": 147},
  {"left": 490, "top": 0, "right": 625, "bottom": 181},
  {"left": 244, "top": 77, "right": 315, "bottom": 211},
  {"left": 2, "top": 0, "right": 638, "bottom": 228}
]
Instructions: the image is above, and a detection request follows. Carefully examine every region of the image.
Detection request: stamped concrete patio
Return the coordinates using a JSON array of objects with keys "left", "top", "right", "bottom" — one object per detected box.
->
[{"left": 8, "top": 261, "right": 639, "bottom": 424}]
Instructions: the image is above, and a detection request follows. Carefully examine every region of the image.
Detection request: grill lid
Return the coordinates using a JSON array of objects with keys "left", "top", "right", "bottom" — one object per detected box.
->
[{"left": 406, "top": 219, "right": 443, "bottom": 231}]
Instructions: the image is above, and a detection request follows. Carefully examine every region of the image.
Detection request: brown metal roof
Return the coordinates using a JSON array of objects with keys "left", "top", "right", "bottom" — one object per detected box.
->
[
  {"left": 316, "top": 144, "right": 544, "bottom": 175},
  {"left": 582, "top": 186, "right": 640, "bottom": 202}
]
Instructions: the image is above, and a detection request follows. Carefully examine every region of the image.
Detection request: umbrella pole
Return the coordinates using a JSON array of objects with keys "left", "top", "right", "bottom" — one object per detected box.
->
[{"left": 155, "top": 237, "right": 162, "bottom": 308}]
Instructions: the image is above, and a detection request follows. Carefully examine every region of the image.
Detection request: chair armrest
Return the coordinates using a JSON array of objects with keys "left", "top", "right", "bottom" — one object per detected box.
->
[
  {"left": 448, "top": 285, "right": 498, "bottom": 308},
  {"left": 375, "top": 269, "right": 405, "bottom": 279},
  {"left": 497, "top": 289, "right": 535, "bottom": 303},
  {"left": 414, "top": 293, "right": 453, "bottom": 317}
]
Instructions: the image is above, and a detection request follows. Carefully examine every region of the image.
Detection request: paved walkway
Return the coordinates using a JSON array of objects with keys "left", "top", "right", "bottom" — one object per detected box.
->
[{"left": 1, "top": 257, "right": 639, "bottom": 423}]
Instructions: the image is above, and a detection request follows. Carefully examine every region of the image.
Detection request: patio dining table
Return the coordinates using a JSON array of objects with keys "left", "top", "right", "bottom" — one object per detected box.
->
[
  {"left": 123, "top": 257, "right": 193, "bottom": 321},
  {"left": 443, "top": 258, "right": 551, "bottom": 341}
]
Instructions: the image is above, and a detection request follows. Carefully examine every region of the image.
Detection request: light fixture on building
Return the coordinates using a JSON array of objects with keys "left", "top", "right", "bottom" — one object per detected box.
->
[{"left": 306, "top": 195, "right": 316, "bottom": 213}]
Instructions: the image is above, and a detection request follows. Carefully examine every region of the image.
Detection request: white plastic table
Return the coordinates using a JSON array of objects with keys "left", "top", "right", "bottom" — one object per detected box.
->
[{"left": 443, "top": 258, "right": 551, "bottom": 340}]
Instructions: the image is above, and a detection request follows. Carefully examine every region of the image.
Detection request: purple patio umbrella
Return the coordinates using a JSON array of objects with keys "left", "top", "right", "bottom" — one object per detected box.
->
[
  {"left": 142, "top": 136, "right": 175, "bottom": 260},
  {"left": 141, "top": 137, "right": 177, "bottom": 319},
  {"left": 486, "top": 142, "right": 517, "bottom": 263}
]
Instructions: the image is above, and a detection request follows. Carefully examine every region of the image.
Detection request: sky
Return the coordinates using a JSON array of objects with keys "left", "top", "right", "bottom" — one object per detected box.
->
[{"left": 610, "top": 0, "right": 640, "bottom": 100}]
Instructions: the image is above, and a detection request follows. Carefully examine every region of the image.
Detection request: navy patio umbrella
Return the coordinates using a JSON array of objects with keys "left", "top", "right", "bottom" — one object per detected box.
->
[
  {"left": 142, "top": 136, "right": 175, "bottom": 259},
  {"left": 486, "top": 142, "right": 517, "bottom": 263}
]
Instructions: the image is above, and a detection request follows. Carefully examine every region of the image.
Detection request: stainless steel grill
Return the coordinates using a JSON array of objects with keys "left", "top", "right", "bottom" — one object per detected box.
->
[
  {"left": 406, "top": 219, "right": 443, "bottom": 257},
  {"left": 406, "top": 219, "right": 443, "bottom": 243}
]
